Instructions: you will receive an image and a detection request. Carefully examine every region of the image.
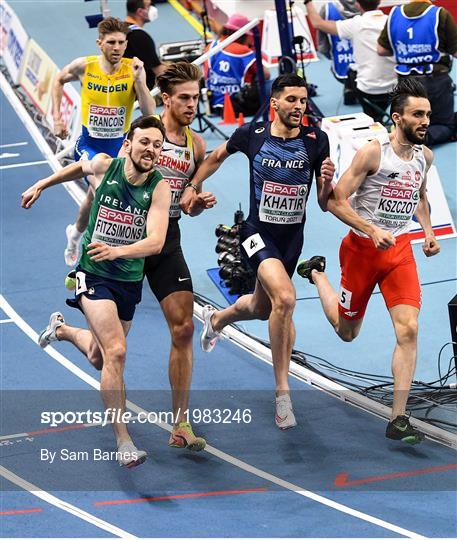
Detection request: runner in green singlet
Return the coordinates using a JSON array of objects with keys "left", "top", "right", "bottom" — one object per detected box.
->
[{"left": 22, "top": 116, "right": 171, "bottom": 468}]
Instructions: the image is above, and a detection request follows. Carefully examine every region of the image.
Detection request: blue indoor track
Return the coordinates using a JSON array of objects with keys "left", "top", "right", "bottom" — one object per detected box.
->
[{"left": 1, "top": 1, "right": 457, "bottom": 538}]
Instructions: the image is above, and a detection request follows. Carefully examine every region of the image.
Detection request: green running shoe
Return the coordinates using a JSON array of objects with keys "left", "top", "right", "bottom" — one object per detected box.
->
[
  {"left": 297, "top": 256, "right": 326, "bottom": 284},
  {"left": 386, "top": 415, "right": 424, "bottom": 445}
]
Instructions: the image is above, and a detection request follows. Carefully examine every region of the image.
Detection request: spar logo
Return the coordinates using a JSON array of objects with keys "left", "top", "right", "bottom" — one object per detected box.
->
[
  {"left": 380, "top": 186, "right": 413, "bottom": 200},
  {"left": 263, "top": 181, "right": 304, "bottom": 197},
  {"left": 99, "top": 206, "right": 145, "bottom": 227},
  {"left": 167, "top": 178, "right": 184, "bottom": 190},
  {"left": 89, "top": 105, "right": 124, "bottom": 116}
]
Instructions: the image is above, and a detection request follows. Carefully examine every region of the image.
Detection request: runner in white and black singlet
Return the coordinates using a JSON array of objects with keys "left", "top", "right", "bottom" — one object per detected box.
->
[
  {"left": 144, "top": 63, "right": 216, "bottom": 451},
  {"left": 181, "top": 74, "right": 335, "bottom": 430}
]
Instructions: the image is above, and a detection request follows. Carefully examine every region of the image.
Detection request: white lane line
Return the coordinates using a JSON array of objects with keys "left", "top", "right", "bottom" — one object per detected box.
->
[
  {"left": 0, "top": 431, "right": 28, "bottom": 441},
  {"left": 0, "top": 160, "right": 48, "bottom": 171},
  {"left": 0, "top": 294, "right": 425, "bottom": 539},
  {"left": 0, "top": 318, "right": 13, "bottom": 324},
  {"left": 0, "top": 152, "right": 20, "bottom": 159},
  {"left": 0, "top": 142, "right": 28, "bottom": 149},
  {"left": 0, "top": 466, "right": 136, "bottom": 539}
]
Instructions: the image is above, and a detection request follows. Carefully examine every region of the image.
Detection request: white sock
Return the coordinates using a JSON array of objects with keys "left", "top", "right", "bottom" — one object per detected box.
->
[{"left": 69, "top": 224, "right": 83, "bottom": 242}]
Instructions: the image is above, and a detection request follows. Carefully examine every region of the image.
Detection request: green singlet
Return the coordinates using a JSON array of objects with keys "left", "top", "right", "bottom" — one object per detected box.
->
[{"left": 79, "top": 157, "right": 162, "bottom": 282}]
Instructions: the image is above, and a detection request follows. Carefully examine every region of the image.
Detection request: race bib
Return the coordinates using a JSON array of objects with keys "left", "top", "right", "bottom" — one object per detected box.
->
[
  {"left": 373, "top": 186, "right": 420, "bottom": 228},
  {"left": 91, "top": 205, "right": 146, "bottom": 246},
  {"left": 259, "top": 181, "right": 308, "bottom": 224},
  {"left": 75, "top": 271, "right": 87, "bottom": 296},
  {"left": 242, "top": 233, "right": 265, "bottom": 258},
  {"left": 87, "top": 105, "right": 126, "bottom": 139},
  {"left": 166, "top": 177, "right": 185, "bottom": 219},
  {"left": 339, "top": 286, "right": 352, "bottom": 309}
]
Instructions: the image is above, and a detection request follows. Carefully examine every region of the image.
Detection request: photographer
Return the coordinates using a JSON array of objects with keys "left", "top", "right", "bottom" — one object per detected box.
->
[{"left": 204, "top": 13, "right": 270, "bottom": 116}]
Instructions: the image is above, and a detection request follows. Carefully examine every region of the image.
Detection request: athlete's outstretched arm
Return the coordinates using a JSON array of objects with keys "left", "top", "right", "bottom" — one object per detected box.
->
[
  {"left": 87, "top": 180, "right": 171, "bottom": 261},
  {"left": 327, "top": 140, "right": 396, "bottom": 249},
  {"left": 21, "top": 154, "right": 112, "bottom": 209},
  {"left": 52, "top": 57, "right": 86, "bottom": 138},
  {"left": 180, "top": 141, "right": 230, "bottom": 214},
  {"left": 413, "top": 147, "right": 440, "bottom": 257}
]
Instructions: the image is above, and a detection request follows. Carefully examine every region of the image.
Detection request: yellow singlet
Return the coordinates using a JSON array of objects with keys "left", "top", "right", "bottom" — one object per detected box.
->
[{"left": 81, "top": 56, "right": 136, "bottom": 140}]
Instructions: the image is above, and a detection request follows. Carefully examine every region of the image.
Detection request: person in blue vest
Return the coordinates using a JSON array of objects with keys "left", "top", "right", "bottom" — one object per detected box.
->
[
  {"left": 306, "top": 0, "right": 396, "bottom": 123},
  {"left": 315, "top": 0, "right": 358, "bottom": 104},
  {"left": 204, "top": 13, "right": 270, "bottom": 114},
  {"left": 377, "top": 0, "right": 457, "bottom": 145}
]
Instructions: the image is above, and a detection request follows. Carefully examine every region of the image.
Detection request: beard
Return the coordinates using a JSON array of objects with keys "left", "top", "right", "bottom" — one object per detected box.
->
[
  {"left": 403, "top": 123, "right": 427, "bottom": 145},
  {"left": 130, "top": 154, "right": 155, "bottom": 173},
  {"left": 172, "top": 109, "right": 195, "bottom": 127},
  {"left": 278, "top": 109, "right": 302, "bottom": 129}
]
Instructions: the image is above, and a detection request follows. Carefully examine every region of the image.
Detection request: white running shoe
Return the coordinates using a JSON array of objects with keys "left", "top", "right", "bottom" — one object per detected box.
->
[
  {"left": 117, "top": 441, "right": 147, "bottom": 468},
  {"left": 38, "top": 312, "right": 65, "bottom": 348},
  {"left": 64, "top": 224, "right": 81, "bottom": 267},
  {"left": 200, "top": 305, "right": 221, "bottom": 353},
  {"left": 275, "top": 394, "right": 297, "bottom": 430}
]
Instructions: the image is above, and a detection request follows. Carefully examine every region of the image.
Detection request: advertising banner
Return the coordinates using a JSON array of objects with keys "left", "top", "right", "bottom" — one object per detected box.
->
[
  {"left": 0, "top": 0, "right": 29, "bottom": 83},
  {"left": 19, "top": 38, "right": 58, "bottom": 115}
]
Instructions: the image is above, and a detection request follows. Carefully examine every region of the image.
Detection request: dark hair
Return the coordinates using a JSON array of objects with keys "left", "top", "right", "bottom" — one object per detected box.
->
[
  {"left": 271, "top": 73, "right": 307, "bottom": 97},
  {"left": 126, "top": 0, "right": 145, "bottom": 14},
  {"left": 127, "top": 115, "right": 166, "bottom": 141},
  {"left": 156, "top": 61, "right": 202, "bottom": 95},
  {"left": 220, "top": 27, "right": 249, "bottom": 44},
  {"left": 390, "top": 78, "right": 429, "bottom": 116},
  {"left": 357, "top": 0, "right": 380, "bottom": 11},
  {"left": 98, "top": 17, "right": 130, "bottom": 38}
]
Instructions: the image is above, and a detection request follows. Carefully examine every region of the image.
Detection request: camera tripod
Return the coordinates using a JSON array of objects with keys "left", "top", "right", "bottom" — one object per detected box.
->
[{"left": 192, "top": 0, "right": 228, "bottom": 140}]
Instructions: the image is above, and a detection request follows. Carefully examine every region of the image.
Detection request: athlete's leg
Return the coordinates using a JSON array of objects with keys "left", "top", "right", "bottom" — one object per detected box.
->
[
  {"left": 79, "top": 296, "right": 132, "bottom": 446},
  {"left": 211, "top": 259, "right": 294, "bottom": 391},
  {"left": 256, "top": 259, "right": 296, "bottom": 393},
  {"left": 75, "top": 188, "right": 94, "bottom": 233},
  {"left": 389, "top": 304, "right": 419, "bottom": 419},
  {"left": 312, "top": 270, "right": 363, "bottom": 342},
  {"left": 56, "top": 323, "right": 103, "bottom": 370},
  {"left": 161, "top": 290, "right": 206, "bottom": 450},
  {"left": 64, "top": 188, "right": 94, "bottom": 266},
  {"left": 210, "top": 279, "right": 272, "bottom": 331},
  {"left": 160, "top": 290, "right": 194, "bottom": 424}
]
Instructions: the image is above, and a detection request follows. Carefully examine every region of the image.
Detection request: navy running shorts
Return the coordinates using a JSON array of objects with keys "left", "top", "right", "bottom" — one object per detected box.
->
[
  {"left": 66, "top": 267, "right": 143, "bottom": 322},
  {"left": 240, "top": 221, "right": 304, "bottom": 277}
]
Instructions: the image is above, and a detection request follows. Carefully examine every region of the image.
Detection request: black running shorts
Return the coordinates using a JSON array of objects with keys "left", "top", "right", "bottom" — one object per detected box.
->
[{"left": 144, "top": 221, "right": 193, "bottom": 303}]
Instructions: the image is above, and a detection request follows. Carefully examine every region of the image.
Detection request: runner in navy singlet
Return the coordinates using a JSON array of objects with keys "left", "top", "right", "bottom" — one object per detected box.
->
[{"left": 180, "top": 74, "right": 335, "bottom": 429}]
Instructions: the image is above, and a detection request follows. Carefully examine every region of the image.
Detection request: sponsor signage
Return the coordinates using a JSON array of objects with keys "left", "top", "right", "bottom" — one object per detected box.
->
[
  {"left": 19, "top": 38, "right": 58, "bottom": 114},
  {"left": 0, "top": 0, "right": 29, "bottom": 83}
]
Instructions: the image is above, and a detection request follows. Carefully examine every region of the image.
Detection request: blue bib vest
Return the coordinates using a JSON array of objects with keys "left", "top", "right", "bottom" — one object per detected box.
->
[
  {"left": 326, "top": 2, "right": 355, "bottom": 81},
  {"left": 388, "top": 5, "right": 441, "bottom": 75},
  {"left": 207, "top": 40, "right": 255, "bottom": 107}
]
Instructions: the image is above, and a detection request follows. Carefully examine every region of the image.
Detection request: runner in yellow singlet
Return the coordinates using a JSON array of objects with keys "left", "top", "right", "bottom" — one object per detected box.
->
[{"left": 51, "top": 17, "right": 156, "bottom": 266}]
